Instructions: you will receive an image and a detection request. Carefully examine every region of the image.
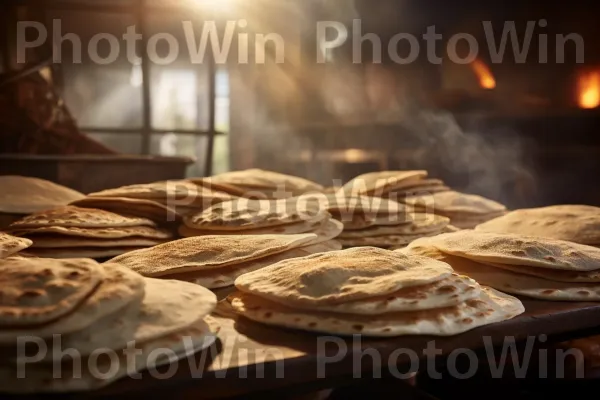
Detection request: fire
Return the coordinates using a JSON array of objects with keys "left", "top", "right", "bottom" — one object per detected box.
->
[
  {"left": 471, "top": 59, "right": 496, "bottom": 90},
  {"left": 577, "top": 70, "right": 600, "bottom": 109}
]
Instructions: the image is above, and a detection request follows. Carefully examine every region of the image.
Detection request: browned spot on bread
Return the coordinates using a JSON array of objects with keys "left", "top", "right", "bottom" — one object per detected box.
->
[
  {"left": 462, "top": 318, "right": 474, "bottom": 324},
  {"left": 308, "top": 322, "right": 317, "bottom": 328},
  {"left": 542, "top": 290, "right": 556, "bottom": 295},
  {"left": 353, "top": 324, "right": 364, "bottom": 331}
]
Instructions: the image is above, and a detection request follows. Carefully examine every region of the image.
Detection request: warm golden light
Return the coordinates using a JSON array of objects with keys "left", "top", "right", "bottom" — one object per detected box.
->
[
  {"left": 471, "top": 59, "right": 496, "bottom": 90},
  {"left": 577, "top": 70, "right": 600, "bottom": 109}
]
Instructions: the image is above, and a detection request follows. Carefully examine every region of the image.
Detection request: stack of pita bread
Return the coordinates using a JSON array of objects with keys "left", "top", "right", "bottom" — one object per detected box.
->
[
  {"left": 192, "top": 168, "right": 324, "bottom": 198},
  {"left": 177, "top": 198, "right": 342, "bottom": 244},
  {"left": 340, "top": 171, "right": 506, "bottom": 229},
  {"left": 340, "top": 170, "right": 449, "bottom": 198},
  {"left": 7, "top": 206, "right": 173, "bottom": 259},
  {"left": 0, "top": 232, "right": 33, "bottom": 258},
  {"left": 109, "top": 233, "right": 340, "bottom": 290},
  {"left": 476, "top": 205, "right": 600, "bottom": 247},
  {"left": 403, "top": 230, "right": 600, "bottom": 302},
  {"left": 227, "top": 247, "right": 524, "bottom": 336},
  {"left": 0, "top": 175, "right": 85, "bottom": 229},
  {"left": 85, "top": 180, "right": 234, "bottom": 218},
  {"left": 402, "top": 191, "right": 507, "bottom": 229},
  {"left": 317, "top": 194, "right": 452, "bottom": 249},
  {"left": 0, "top": 256, "right": 217, "bottom": 393}
]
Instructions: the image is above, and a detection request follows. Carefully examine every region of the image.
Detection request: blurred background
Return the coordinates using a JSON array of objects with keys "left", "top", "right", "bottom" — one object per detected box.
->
[{"left": 1, "top": 0, "right": 600, "bottom": 207}]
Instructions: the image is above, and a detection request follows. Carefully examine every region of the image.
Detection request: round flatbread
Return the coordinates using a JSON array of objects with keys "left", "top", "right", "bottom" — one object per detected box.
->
[
  {"left": 228, "top": 287, "right": 524, "bottom": 337},
  {"left": 27, "top": 236, "right": 166, "bottom": 249},
  {"left": 235, "top": 247, "right": 453, "bottom": 307},
  {"left": 475, "top": 205, "right": 600, "bottom": 245},
  {"left": 338, "top": 231, "right": 441, "bottom": 248},
  {"left": 70, "top": 196, "right": 182, "bottom": 222},
  {"left": 208, "top": 169, "right": 324, "bottom": 192},
  {"left": 10, "top": 226, "right": 172, "bottom": 240},
  {"left": 8, "top": 206, "right": 156, "bottom": 229},
  {"left": 0, "top": 176, "right": 85, "bottom": 214},
  {"left": 341, "top": 171, "right": 428, "bottom": 196},
  {"left": 403, "top": 191, "right": 506, "bottom": 215},
  {"left": 442, "top": 254, "right": 600, "bottom": 302},
  {"left": 108, "top": 233, "right": 318, "bottom": 277},
  {"left": 0, "top": 257, "right": 104, "bottom": 327},
  {"left": 37, "top": 278, "right": 216, "bottom": 359},
  {"left": 178, "top": 218, "right": 324, "bottom": 237},
  {"left": 483, "top": 261, "right": 600, "bottom": 283},
  {"left": 165, "top": 243, "right": 335, "bottom": 289},
  {"left": 416, "top": 230, "right": 600, "bottom": 271},
  {"left": 183, "top": 198, "right": 329, "bottom": 231},
  {"left": 338, "top": 214, "right": 449, "bottom": 238},
  {"left": 0, "top": 233, "right": 32, "bottom": 258},
  {"left": 310, "top": 273, "right": 481, "bottom": 314},
  {"left": 24, "top": 247, "right": 145, "bottom": 259},
  {"left": 0, "top": 263, "right": 145, "bottom": 342}
]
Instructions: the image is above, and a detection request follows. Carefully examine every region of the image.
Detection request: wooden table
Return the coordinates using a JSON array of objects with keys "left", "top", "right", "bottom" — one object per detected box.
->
[{"left": 12, "top": 299, "right": 600, "bottom": 399}]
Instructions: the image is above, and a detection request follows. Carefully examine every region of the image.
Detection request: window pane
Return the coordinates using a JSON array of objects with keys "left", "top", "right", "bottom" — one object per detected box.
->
[
  {"left": 86, "top": 132, "right": 142, "bottom": 154},
  {"left": 49, "top": 9, "right": 143, "bottom": 129},
  {"left": 151, "top": 133, "right": 225, "bottom": 177}
]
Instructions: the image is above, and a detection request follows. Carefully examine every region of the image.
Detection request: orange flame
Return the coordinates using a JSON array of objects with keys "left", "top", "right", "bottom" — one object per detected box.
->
[
  {"left": 577, "top": 70, "right": 600, "bottom": 109},
  {"left": 471, "top": 59, "right": 496, "bottom": 90}
]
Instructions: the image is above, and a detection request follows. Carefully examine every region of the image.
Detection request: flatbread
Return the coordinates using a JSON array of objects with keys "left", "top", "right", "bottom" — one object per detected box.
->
[
  {"left": 304, "top": 273, "right": 481, "bottom": 314},
  {"left": 338, "top": 214, "right": 449, "bottom": 238},
  {"left": 0, "top": 233, "right": 32, "bottom": 258},
  {"left": 88, "top": 180, "right": 232, "bottom": 204},
  {"left": 24, "top": 247, "right": 145, "bottom": 259},
  {"left": 440, "top": 254, "right": 600, "bottom": 302},
  {"left": 403, "top": 191, "right": 506, "bottom": 215},
  {"left": 183, "top": 198, "right": 329, "bottom": 231},
  {"left": 190, "top": 177, "right": 248, "bottom": 197},
  {"left": 108, "top": 233, "right": 318, "bottom": 277},
  {"left": 0, "top": 176, "right": 85, "bottom": 214},
  {"left": 164, "top": 243, "right": 336, "bottom": 289},
  {"left": 8, "top": 207, "right": 156, "bottom": 229},
  {"left": 37, "top": 278, "right": 216, "bottom": 359},
  {"left": 28, "top": 236, "right": 166, "bottom": 249},
  {"left": 0, "top": 263, "right": 145, "bottom": 341},
  {"left": 228, "top": 287, "right": 524, "bottom": 337},
  {"left": 341, "top": 171, "right": 428, "bottom": 196},
  {"left": 383, "top": 178, "right": 446, "bottom": 194},
  {"left": 0, "top": 257, "right": 104, "bottom": 327},
  {"left": 338, "top": 232, "right": 440, "bottom": 248},
  {"left": 483, "top": 261, "right": 600, "bottom": 283},
  {"left": 475, "top": 205, "right": 600, "bottom": 245},
  {"left": 235, "top": 247, "right": 453, "bottom": 306},
  {"left": 9, "top": 226, "right": 172, "bottom": 240},
  {"left": 415, "top": 230, "right": 600, "bottom": 271},
  {"left": 208, "top": 169, "right": 324, "bottom": 192},
  {"left": 320, "top": 193, "right": 412, "bottom": 216},
  {"left": 2, "top": 319, "right": 217, "bottom": 393},
  {"left": 70, "top": 196, "right": 182, "bottom": 222},
  {"left": 341, "top": 214, "right": 412, "bottom": 230},
  {"left": 178, "top": 218, "right": 324, "bottom": 237}
]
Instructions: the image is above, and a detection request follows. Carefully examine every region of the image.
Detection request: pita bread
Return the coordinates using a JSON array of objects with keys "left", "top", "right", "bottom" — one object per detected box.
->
[
  {"left": 304, "top": 273, "right": 481, "bottom": 314},
  {"left": 228, "top": 287, "right": 523, "bottom": 337},
  {"left": 36, "top": 278, "right": 216, "bottom": 360},
  {"left": 0, "top": 257, "right": 104, "bottom": 327},
  {"left": 391, "top": 185, "right": 451, "bottom": 197},
  {"left": 403, "top": 191, "right": 506, "bottom": 215},
  {"left": 384, "top": 178, "right": 445, "bottom": 193},
  {"left": 70, "top": 197, "right": 182, "bottom": 222},
  {"left": 0, "top": 263, "right": 145, "bottom": 342},
  {"left": 483, "top": 261, "right": 600, "bottom": 283},
  {"left": 8, "top": 207, "right": 156, "bottom": 229},
  {"left": 338, "top": 232, "right": 440, "bottom": 248},
  {"left": 88, "top": 180, "right": 232, "bottom": 203},
  {"left": 190, "top": 178, "right": 248, "bottom": 197},
  {"left": 441, "top": 254, "right": 600, "bottom": 302},
  {"left": 0, "top": 233, "right": 32, "bottom": 258},
  {"left": 0, "top": 176, "right": 85, "bottom": 214},
  {"left": 24, "top": 247, "right": 145, "bottom": 259},
  {"left": 341, "top": 215, "right": 412, "bottom": 230},
  {"left": 320, "top": 193, "right": 412, "bottom": 216},
  {"left": 9, "top": 226, "right": 172, "bottom": 240},
  {"left": 2, "top": 319, "right": 217, "bottom": 393},
  {"left": 416, "top": 230, "right": 600, "bottom": 271},
  {"left": 209, "top": 169, "right": 324, "bottom": 192},
  {"left": 178, "top": 218, "right": 324, "bottom": 237},
  {"left": 108, "top": 233, "right": 318, "bottom": 277},
  {"left": 183, "top": 198, "right": 329, "bottom": 231},
  {"left": 164, "top": 243, "right": 336, "bottom": 289},
  {"left": 475, "top": 205, "right": 600, "bottom": 245},
  {"left": 235, "top": 247, "right": 453, "bottom": 306},
  {"left": 341, "top": 171, "right": 428, "bottom": 196},
  {"left": 28, "top": 236, "right": 166, "bottom": 249},
  {"left": 338, "top": 214, "right": 449, "bottom": 238},
  {"left": 319, "top": 240, "right": 343, "bottom": 251}
]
